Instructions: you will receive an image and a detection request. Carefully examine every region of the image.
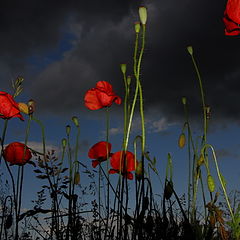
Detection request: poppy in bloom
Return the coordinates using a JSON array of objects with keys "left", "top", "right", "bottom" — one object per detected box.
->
[
  {"left": 109, "top": 151, "right": 136, "bottom": 180},
  {"left": 3, "top": 142, "right": 32, "bottom": 166},
  {"left": 88, "top": 141, "right": 112, "bottom": 168},
  {"left": 84, "top": 81, "right": 121, "bottom": 110},
  {"left": 0, "top": 92, "right": 24, "bottom": 120},
  {"left": 223, "top": 0, "right": 240, "bottom": 35}
]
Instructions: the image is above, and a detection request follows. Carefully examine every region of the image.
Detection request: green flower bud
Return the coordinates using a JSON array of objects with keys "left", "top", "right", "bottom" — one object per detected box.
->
[
  {"left": 181, "top": 96, "right": 187, "bottom": 105},
  {"left": 127, "top": 76, "right": 131, "bottom": 85},
  {"left": 66, "top": 125, "right": 71, "bottom": 136},
  {"left": 207, "top": 175, "right": 215, "bottom": 193},
  {"left": 62, "top": 138, "right": 67, "bottom": 148},
  {"left": 134, "top": 22, "right": 141, "bottom": 33},
  {"left": 178, "top": 133, "right": 186, "bottom": 148},
  {"left": 139, "top": 6, "right": 147, "bottom": 25},
  {"left": 187, "top": 46, "right": 193, "bottom": 55},
  {"left": 120, "top": 64, "right": 127, "bottom": 74},
  {"left": 72, "top": 116, "right": 79, "bottom": 127}
]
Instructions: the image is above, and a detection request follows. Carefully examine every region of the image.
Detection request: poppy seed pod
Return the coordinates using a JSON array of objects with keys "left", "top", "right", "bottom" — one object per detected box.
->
[
  {"left": 66, "top": 125, "right": 71, "bottom": 136},
  {"left": 139, "top": 6, "right": 147, "bottom": 25},
  {"left": 62, "top": 138, "right": 67, "bottom": 148},
  {"left": 27, "top": 99, "right": 35, "bottom": 114},
  {"left": 120, "top": 64, "right": 127, "bottom": 75},
  {"left": 72, "top": 116, "right": 79, "bottom": 127},
  {"left": 178, "top": 133, "right": 186, "bottom": 148},
  {"left": 18, "top": 102, "right": 29, "bottom": 115},
  {"left": 187, "top": 46, "right": 193, "bottom": 55},
  {"left": 134, "top": 22, "right": 141, "bottom": 33}
]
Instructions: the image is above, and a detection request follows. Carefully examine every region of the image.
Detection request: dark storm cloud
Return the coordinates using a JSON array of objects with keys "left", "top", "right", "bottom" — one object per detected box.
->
[{"left": 1, "top": 0, "right": 239, "bottom": 124}]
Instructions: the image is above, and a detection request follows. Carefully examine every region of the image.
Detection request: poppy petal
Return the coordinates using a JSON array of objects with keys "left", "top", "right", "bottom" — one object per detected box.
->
[
  {"left": 84, "top": 89, "right": 103, "bottom": 110},
  {"left": 92, "top": 160, "right": 100, "bottom": 168},
  {"left": 88, "top": 141, "right": 112, "bottom": 159}
]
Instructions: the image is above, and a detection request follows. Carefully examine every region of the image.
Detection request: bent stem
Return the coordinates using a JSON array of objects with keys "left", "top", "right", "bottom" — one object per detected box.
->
[{"left": 202, "top": 144, "right": 234, "bottom": 221}]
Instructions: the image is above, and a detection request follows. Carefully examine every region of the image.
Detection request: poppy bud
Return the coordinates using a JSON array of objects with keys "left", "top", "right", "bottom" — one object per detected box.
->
[
  {"left": 134, "top": 22, "right": 141, "bottom": 33},
  {"left": 205, "top": 106, "right": 211, "bottom": 120},
  {"left": 164, "top": 181, "right": 173, "bottom": 200},
  {"left": 207, "top": 175, "right": 215, "bottom": 193},
  {"left": 139, "top": 6, "right": 147, "bottom": 25},
  {"left": 27, "top": 99, "right": 35, "bottom": 114},
  {"left": 135, "top": 161, "right": 143, "bottom": 180},
  {"left": 72, "top": 116, "right": 79, "bottom": 127},
  {"left": 66, "top": 125, "right": 71, "bottom": 136},
  {"left": 62, "top": 138, "right": 67, "bottom": 148},
  {"left": 5, "top": 214, "right": 13, "bottom": 229},
  {"left": 120, "top": 64, "right": 127, "bottom": 75},
  {"left": 181, "top": 96, "right": 187, "bottom": 105},
  {"left": 197, "top": 154, "right": 204, "bottom": 167},
  {"left": 127, "top": 76, "right": 131, "bottom": 86},
  {"left": 18, "top": 102, "right": 29, "bottom": 115},
  {"left": 178, "top": 133, "right": 186, "bottom": 148},
  {"left": 187, "top": 46, "right": 193, "bottom": 55},
  {"left": 74, "top": 171, "right": 80, "bottom": 185}
]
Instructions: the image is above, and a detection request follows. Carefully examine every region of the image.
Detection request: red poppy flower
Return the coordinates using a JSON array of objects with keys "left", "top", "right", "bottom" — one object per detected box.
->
[
  {"left": 3, "top": 142, "right": 32, "bottom": 166},
  {"left": 0, "top": 92, "right": 24, "bottom": 120},
  {"left": 109, "top": 151, "right": 136, "bottom": 180},
  {"left": 88, "top": 141, "right": 112, "bottom": 168},
  {"left": 84, "top": 81, "right": 121, "bottom": 110},
  {"left": 223, "top": 0, "right": 240, "bottom": 35}
]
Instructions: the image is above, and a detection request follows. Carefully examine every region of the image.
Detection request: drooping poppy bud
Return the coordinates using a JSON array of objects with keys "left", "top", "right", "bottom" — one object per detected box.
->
[
  {"left": 207, "top": 175, "right": 215, "bottom": 193},
  {"left": 178, "top": 133, "right": 186, "bottom": 148},
  {"left": 135, "top": 161, "right": 143, "bottom": 181},
  {"left": 18, "top": 103, "right": 29, "bottom": 115},
  {"left": 3, "top": 142, "right": 32, "bottom": 166},
  {"left": 197, "top": 154, "right": 204, "bottom": 167},
  {"left": 187, "top": 46, "right": 193, "bottom": 55},
  {"left": 164, "top": 180, "right": 174, "bottom": 200}
]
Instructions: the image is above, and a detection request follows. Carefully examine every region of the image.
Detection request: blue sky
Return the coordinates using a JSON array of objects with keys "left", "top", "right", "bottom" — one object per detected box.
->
[{"left": 1, "top": 0, "right": 240, "bottom": 216}]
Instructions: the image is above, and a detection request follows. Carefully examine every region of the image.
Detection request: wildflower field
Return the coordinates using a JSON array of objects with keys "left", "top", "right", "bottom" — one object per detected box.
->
[{"left": 1, "top": 2, "right": 240, "bottom": 240}]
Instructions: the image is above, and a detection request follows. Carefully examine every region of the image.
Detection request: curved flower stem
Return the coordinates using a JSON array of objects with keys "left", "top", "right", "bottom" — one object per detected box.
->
[{"left": 202, "top": 144, "right": 234, "bottom": 221}]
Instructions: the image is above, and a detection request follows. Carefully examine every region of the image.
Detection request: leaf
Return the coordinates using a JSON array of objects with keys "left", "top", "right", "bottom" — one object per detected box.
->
[
  {"left": 61, "top": 168, "right": 68, "bottom": 173},
  {"left": 36, "top": 175, "right": 48, "bottom": 179},
  {"left": 34, "top": 169, "right": 43, "bottom": 174}
]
